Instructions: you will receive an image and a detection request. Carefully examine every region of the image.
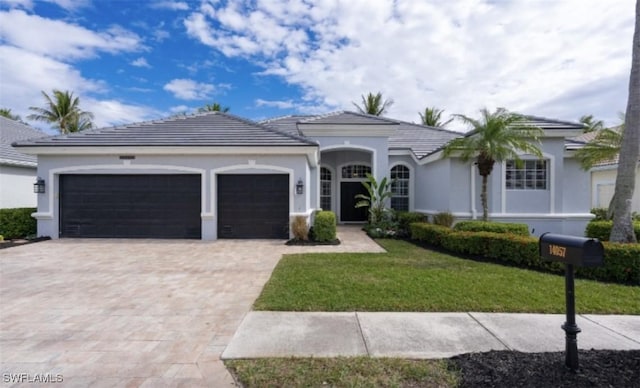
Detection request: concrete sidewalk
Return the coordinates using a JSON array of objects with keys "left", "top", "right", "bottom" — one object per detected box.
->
[{"left": 222, "top": 312, "right": 640, "bottom": 359}]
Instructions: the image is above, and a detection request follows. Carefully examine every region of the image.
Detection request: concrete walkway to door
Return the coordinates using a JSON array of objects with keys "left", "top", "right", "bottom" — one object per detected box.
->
[{"left": 0, "top": 225, "right": 383, "bottom": 387}]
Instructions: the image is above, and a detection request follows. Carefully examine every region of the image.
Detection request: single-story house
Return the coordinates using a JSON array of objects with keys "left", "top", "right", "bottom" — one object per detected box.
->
[
  {"left": 569, "top": 129, "right": 640, "bottom": 212},
  {"left": 0, "top": 116, "right": 48, "bottom": 209},
  {"left": 12, "top": 111, "right": 592, "bottom": 240}
]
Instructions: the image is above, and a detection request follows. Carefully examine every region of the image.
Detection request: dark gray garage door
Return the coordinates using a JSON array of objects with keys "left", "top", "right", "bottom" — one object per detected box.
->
[
  {"left": 217, "top": 174, "right": 289, "bottom": 239},
  {"left": 60, "top": 174, "right": 201, "bottom": 239}
]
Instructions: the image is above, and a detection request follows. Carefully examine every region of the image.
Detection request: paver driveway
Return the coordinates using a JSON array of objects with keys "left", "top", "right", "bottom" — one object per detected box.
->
[{"left": 0, "top": 227, "right": 383, "bottom": 387}]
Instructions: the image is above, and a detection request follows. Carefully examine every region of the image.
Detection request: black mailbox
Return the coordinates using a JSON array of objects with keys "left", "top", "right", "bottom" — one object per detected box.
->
[{"left": 539, "top": 233, "right": 604, "bottom": 267}]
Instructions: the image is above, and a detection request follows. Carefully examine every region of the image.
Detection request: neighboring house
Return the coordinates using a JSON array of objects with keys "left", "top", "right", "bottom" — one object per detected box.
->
[
  {"left": 13, "top": 111, "right": 591, "bottom": 240},
  {"left": 0, "top": 116, "right": 48, "bottom": 209},
  {"left": 570, "top": 130, "right": 640, "bottom": 213}
]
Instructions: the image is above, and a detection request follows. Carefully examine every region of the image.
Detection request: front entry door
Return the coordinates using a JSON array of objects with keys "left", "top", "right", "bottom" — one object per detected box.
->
[{"left": 340, "top": 182, "right": 368, "bottom": 222}]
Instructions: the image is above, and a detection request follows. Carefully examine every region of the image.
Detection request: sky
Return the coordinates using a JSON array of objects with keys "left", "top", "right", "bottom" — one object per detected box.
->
[{"left": 0, "top": 0, "right": 635, "bottom": 134}]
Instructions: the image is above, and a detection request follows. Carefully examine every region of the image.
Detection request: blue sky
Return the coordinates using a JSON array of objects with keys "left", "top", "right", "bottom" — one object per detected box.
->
[{"left": 0, "top": 0, "right": 635, "bottom": 134}]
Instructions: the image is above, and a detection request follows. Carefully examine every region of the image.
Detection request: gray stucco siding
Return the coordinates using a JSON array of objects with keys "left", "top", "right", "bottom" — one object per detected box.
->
[
  {"left": 414, "top": 158, "right": 451, "bottom": 213},
  {"left": 316, "top": 136, "right": 389, "bottom": 183},
  {"left": 34, "top": 153, "right": 313, "bottom": 240},
  {"left": 562, "top": 158, "right": 591, "bottom": 213}
]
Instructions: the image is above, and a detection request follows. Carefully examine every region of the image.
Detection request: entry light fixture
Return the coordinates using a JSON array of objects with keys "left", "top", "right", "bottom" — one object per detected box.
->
[
  {"left": 33, "top": 177, "right": 45, "bottom": 194},
  {"left": 296, "top": 178, "right": 304, "bottom": 195}
]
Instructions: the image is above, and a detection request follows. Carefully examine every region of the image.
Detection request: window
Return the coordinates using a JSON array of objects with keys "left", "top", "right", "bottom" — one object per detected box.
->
[
  {"left": 320, "top": 167, "right": 332, "bottom": 210},
  {"left": 390, "top": 165, "right": 410, "bottom": 211},
  {"left": 341, "top": 165, "right": 371, "bottom": 179},
  {"left": 505, "top": 160, "right": 547, "bottom": 190}
]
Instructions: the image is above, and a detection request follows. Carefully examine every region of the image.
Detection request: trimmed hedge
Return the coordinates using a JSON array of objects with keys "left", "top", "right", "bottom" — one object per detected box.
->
[
  {"left": 0, "top": 208, "right": 37, "bottom": 240},
  {"left": 395, "top": 211, "right": 426, "bottom": 235},
  {"left": 313, "top": 211, "right": 337, "bottom": 242},
  {"left": 453, "top": 221, "right": 530, "bottom": 236},
  {"left": 410, "top": 222, "right": 640, "bottom": 285},
  {"left": 585, "top": 220, "right": 640, "bottom": 241}
]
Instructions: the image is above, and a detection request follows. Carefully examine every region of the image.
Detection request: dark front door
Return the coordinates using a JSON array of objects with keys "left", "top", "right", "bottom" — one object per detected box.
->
[
  {"left": 217, "top": 174, "right": 289, "bottom": 239},
  {"left": 340, "top": 181, "right": 368, "bottom": 222},
  {"left": 60, "top": 174, "right": 201, "bottom": 239}
]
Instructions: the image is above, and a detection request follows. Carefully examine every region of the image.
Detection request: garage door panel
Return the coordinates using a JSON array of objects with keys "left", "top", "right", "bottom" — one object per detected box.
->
[
  {"left": 60, "top": 174, "right": 201, "bottom": 239},
  {"left": 217, "top": 174, "right": 289, "bottom": 239}
]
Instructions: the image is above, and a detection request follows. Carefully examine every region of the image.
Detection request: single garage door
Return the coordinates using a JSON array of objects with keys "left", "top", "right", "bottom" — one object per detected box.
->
[
  {"left": 60, "top": 174, "right": 201, "bottom": 239},
  {"left": 217, "top": 174, "right": 289, "bottom": 239}
]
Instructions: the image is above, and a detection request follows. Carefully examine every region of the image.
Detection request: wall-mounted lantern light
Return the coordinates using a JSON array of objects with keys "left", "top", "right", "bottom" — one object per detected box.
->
[
  {"left": 296, "top": 179, "right": 304, "bottom": 195},
  {"left": 33, "top": 177, "right": 45, "bottom": 194}
]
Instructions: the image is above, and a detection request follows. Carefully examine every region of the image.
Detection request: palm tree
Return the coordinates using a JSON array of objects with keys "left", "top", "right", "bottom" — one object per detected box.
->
[
  {"left": 575, "top": 127, "right": 623, "bottom": 170},
  {"left": 609, "top": 0, "right": 640, "bottom": 243},
  {"left": 0, "top": 108, "right": 21, "bottom": 121},
  {"left": 442, "top": 108, "right": 544, "bottom": 221},
  {"left": 579, "top": 114, "right": 605, "bottom": 133},
  {"left": 419, "top": 107, "right": 453, "bottom": 127},
  {"left": 198, "top": 102, "right": 230, "bottom": 113},
  {"left": 352, "top": 92, "right": 393, "bottom": 116},
  {"left": 27, "top": 90, "right": 94, "bottom": 134}
]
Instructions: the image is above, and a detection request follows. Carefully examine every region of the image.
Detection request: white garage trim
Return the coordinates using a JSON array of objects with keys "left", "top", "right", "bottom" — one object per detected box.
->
[
  {"left": 34, "top": 164, "right": 208, "bottom": 221},
  {"left": 211, "top": 164, "right": 295, "bottom": 217}
]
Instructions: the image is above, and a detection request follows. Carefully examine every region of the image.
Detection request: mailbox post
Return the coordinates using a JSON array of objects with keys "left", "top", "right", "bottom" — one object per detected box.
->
[{"left": 539, "top": 233, "right": 604, "bottom": 371}]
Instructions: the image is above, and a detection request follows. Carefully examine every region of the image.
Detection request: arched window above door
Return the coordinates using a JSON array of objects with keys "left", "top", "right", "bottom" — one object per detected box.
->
[{"left": 341, "top": 165, "right": 371, "bottom": 179}]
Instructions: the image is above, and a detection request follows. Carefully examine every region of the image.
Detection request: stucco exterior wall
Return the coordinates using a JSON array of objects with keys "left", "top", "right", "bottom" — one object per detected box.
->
[
  {"left": 591, "top": 166, "right": 640, "bottom": 212},
  {"left": 414, "top": 158, "right": 451, "bottom": 213},
  {"left": 0, "top": 165, "right": 38, "bottom": 209},
  {"left": 34, "top": 153, "right": 314, "bottom": 240}
]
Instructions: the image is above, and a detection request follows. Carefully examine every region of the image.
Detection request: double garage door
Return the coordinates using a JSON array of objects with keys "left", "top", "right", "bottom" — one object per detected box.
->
[{"left": 59, "top": 174, "right": 289, "bottom": 239}]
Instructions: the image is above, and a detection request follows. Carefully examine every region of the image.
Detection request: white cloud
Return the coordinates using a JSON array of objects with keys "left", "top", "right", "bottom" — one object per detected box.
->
[
  {"left": 131, "top": 57, "right": 151, "bottom": 68},
  {"left": 0, "top": 9, "right": 144, "bottom": 60},
  {"left": 163, "top": 78, "right": 216, "bottom": 100},
  {"left": 184, "top": 0, "right": 635, "bottom": 127},
  {"left": 151, "top": 1, "right": 189, "bottom": 11},
  {"left": 0, "top": 0, "right": 33, "bottom": 9},
  {"left": 45, "top": 0, "right": 90, "bottom": 11},
  {"left": 84, "top": 98, "right": 161, "bottom": 128},
  {"left": 256, "top": 99, "right": 295, "bottom": 109},
  {"left": 169, "top": 105, "right": 191, "bottom": 113}
]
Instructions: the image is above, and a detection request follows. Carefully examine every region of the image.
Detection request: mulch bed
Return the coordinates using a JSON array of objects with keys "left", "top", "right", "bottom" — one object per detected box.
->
[
  {"left": 0, "top": 236, "right": 50, "bottom": 249},
  {"left": 285, "top": 239, "right": 341, "bottom": 246},
  {"left": 450, "top": 349, "right": 640, "bottom": 387}
]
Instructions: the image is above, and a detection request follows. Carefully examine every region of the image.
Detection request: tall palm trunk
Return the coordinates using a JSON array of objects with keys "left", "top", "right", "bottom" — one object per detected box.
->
[
  {"left": 481, "top": 174, "right": 489, "bottom": 221},
  {"left": 610, "top": 0, "right": 640, "bottom": 243}
]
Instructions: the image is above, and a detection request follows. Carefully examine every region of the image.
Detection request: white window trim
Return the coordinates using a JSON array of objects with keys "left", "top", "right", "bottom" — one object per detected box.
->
[
  {"left": 389, "top": 162, "right": 414, "bottom": 212},
  {"left": 501, "top": 153, "right": 555, "bottom": 214},
  {"left": 319, "top": 165, "right": 335, "bottom": 212}
]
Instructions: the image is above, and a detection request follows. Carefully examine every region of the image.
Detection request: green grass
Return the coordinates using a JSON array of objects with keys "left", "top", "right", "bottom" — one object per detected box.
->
[
  {"left": 225, "top": 357, "right": 458, "bottom": 388},
  {"left": 254, "top": 239, "right": 640, "bottom": 314}
]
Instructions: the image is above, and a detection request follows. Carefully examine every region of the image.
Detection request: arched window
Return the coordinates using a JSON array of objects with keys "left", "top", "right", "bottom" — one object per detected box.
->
[
  {"left": 320, "top": 167, "right": 332, "bottom": 210},
  {"left": 341, "top": 164, "right": 371, "bottom": 179},
  {"left": 390, "top": 165, "right": 410, "bottom": 211}
]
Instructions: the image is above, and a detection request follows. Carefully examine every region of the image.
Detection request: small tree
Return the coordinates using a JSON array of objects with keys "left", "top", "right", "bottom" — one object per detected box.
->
[
  {"left": 198, "top": 102, "right": 230, "bottom": 113},
  {"left": 0, "top": 108, "right": 22, "bottom": 121},
  {"left": 419, "top": 107, "right": 453, "bottom": 127},
  {"left": 355, "top": 173, "right": 393, "bottom": 224},
  {"left": 579, "top": 114, "right": 605, "bottom": 133},
  {"left": 442, "top": 108, "right": 544, "bottom": 221},
  {"left": 352, "top": 92, "right": 393, "bottom": 116}
]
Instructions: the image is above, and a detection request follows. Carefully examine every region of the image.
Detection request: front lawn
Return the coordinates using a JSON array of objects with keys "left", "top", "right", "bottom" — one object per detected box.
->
[
  {"left": 226, "top": 357, "right": 458, "bottom": 387},
  {"left": 254, "top": 239, "right": 640, "bottom": 314}
]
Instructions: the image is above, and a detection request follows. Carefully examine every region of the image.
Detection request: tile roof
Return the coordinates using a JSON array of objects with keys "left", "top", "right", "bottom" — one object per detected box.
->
[
  {"left": 388, "top": 122, "right": 462, "bottom": 158},
  {"left": 260, "top": 115, "right": 313, "bottom": 136},
  {"left": 521, "top": 115, "right": 586, "bottom": 130},
  {"left": 13, "top": 112, "right": 317, "bottom": 148},
  {"left": 0, "top": 116, "right": 48, "bottom": 166},
  {"left": 299, "top": 111, "right": 398, "bottom": 125}
]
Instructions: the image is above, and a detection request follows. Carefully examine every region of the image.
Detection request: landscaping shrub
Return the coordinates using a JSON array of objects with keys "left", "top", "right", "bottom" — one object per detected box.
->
[
  {"left": 411, "top": 222, "right": 639, "bottom": 285},
  {"left": 585, "top": 220, "right": 640, "bottom": 241},
  {"left": 432, "top": 211, "right": 454, "bottom": 227},
  {"left": 453, "top": 220, "right": 530, "bottom": 236},
  {"left": 313, "top": 211, "right": 337, "bottom": 242},
  {"left": 410, "top": 222, "right": 452, "bottom": 246},
  {"left": 0, "top": 208, "right": 37, "bottom": 240},
  {"left": 290, "top": 215, "right": 309, "bottom": 241},
  {"left": 395, "top": 211, "right": 426, "bottom": 237},
  {"left": 591, "top": 208, "right": 610, "bottom": 221},
  {"left": 363, "top": 212, "right": 399, "bottom": 238}
]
